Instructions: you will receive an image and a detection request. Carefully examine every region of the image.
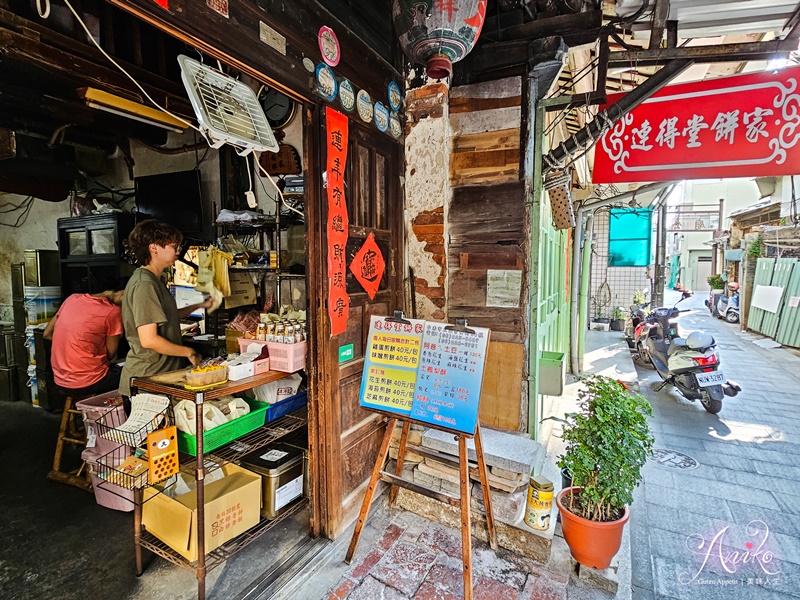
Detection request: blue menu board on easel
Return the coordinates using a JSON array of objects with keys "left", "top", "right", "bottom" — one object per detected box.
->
[{"left": 409, "top": 321, "right": 490, "bottom": 434}]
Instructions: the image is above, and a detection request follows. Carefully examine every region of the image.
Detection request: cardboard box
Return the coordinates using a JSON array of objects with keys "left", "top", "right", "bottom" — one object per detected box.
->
[
  {"left": 225, "top": 329, "right": 243, "bottom": 354},
  {"left": 228, "top": 357, "right": 269, "bottom": 381},
  {"left": 224, "top": 272, "right": 257, "bottom": 309},
  {"left": 142, "top": 463, "right": 261, "bottom": 561}
]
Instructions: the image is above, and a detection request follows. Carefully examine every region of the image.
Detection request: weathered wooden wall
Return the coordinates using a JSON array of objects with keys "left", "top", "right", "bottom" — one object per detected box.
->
[{"left": 447, "top": 76, "right": 527, "bottom": 430}]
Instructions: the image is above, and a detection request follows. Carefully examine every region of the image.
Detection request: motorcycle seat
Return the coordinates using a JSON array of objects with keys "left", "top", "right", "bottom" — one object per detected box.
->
[{"left": 668, "top": 338, "right": 688, "bottom": 355}]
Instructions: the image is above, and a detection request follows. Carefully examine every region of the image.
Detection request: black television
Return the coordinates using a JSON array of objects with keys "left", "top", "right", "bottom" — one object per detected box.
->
[{"left": 134, "top": 169, "right": 208, "bottom": 242}]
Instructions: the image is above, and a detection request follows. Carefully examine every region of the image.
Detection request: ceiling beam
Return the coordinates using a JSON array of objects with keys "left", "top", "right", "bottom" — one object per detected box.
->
[
  {"left": 649, "top": 0, "right": 670, "bottom": 50},
  {"left": 482, "top": 9, "right": 603, "bottom": 43},
  {"left": 608, "top": 38, "right": 797, "bottom": 68}
]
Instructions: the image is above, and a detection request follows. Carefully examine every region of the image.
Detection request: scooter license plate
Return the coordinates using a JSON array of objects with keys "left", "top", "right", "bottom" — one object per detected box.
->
[{"left": 696, "top": 371, "right": 725, "bottom": 387}]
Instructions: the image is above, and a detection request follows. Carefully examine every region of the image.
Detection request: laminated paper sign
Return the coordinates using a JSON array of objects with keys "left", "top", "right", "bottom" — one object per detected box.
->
[
  {"left": 593, "top": 66, "right": 800, "bottom": 183},
  {"left": 410, "top": 321, "right": 490, "bottom": 434},
  {"left": 359, "top": 316, "right": 426, "bottom": 416},
  {"left": 359, "top": 317, "right": 490, "bottom": 434},
  {"left": 326, "top": 107, "right": 350, "bottom": 335}
]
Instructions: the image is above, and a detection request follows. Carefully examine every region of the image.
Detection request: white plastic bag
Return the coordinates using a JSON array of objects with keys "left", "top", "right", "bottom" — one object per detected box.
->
[
  {"left": 253, "top": 373, "right": 302, "bottom": 405},
  {"left": 173, "top": 400, "right": 196, "bottom": 435}
]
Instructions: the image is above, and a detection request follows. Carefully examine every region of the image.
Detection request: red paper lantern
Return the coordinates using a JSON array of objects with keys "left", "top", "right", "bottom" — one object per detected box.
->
[{"left": 393, "top": 0, "right": 487, "bottom": 79}]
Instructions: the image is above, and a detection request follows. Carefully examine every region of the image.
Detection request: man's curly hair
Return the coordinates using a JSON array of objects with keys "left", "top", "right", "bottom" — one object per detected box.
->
[{"left": 127, "top": 219, "right": 183, "bottom": 266}]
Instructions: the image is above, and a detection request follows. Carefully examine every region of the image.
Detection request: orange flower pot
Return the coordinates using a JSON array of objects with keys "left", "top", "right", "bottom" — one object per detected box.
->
[{"left": 556, "top": 487, "right": 630, "bottom": 570}]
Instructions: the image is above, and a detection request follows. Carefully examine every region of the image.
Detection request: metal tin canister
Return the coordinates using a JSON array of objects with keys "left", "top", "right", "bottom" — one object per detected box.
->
[{"left": 524, "top": 474, "right": 554, "bottom": 530}]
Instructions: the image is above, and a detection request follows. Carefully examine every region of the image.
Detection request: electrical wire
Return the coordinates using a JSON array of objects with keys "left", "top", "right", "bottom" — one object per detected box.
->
[
  {"left": 255, "top": 157, "right": 304, "bottom": 218},
  {"left": 62, "top": 0, "right": 201, "bottom": 134},
  {"left": 0, "top": 196, "right": 34, "bottom": 227}
]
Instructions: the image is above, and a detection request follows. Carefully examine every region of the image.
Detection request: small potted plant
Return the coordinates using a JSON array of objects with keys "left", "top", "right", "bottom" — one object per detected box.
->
[
  {"left": 707, "top": 274, "right": 725, "bottom": 292},
  {"left": 555, "top": 375, "right": 654, "bottom": 570},
  {"left": 610, "top": 306, "right": 625, "bottom": 331}
]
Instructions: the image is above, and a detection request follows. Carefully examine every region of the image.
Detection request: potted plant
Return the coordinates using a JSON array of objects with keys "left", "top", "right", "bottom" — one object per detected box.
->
[
  {"left": 554, "top": 375, "right": 654, "bottom": 570},
  {"left": 610, "top": 306, "right": 625, "bottom": 331},
  {"left": 707, "top": 274, "right": 725, "bottom": 291}
]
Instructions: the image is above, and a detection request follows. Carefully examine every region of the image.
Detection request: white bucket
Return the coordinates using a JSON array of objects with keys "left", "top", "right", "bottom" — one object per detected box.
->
[{"left": 24, "top": 286, "right": 61, "bottom": 325}]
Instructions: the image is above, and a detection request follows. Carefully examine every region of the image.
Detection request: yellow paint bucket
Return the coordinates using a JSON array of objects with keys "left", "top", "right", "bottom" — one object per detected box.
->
[{"left": 524, "top": 474, "right": 554, "bottom": 530}]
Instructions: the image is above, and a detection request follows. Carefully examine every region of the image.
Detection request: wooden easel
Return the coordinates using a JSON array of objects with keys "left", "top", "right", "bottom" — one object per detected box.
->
[{"left": 345, "top": 414, "right": 497, "bottom": 600}]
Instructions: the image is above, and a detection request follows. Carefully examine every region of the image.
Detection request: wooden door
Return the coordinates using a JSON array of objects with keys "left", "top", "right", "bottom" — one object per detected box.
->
[{"left": 311, "top": 112, "right": 403, "bottom": 537}]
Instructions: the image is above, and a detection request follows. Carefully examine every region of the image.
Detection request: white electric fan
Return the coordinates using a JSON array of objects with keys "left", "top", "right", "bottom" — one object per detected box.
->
[{"left": 178, "top": 55, "right": 279, "bottom": 156}]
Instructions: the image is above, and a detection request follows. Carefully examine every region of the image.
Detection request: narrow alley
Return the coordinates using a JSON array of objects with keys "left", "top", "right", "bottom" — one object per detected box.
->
[{"left": 630, "top": 290, "right": 800, "bottom": 600}]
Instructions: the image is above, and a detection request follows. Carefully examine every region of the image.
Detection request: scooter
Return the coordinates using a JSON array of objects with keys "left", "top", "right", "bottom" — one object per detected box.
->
[
  {"left": 716, "top": 290, "right": 740, "bottom": 324},
  {"left": 644, "top": 294, "right": 741, "bottom": 414},
  {"left": 625, "top": 301, "right": 655, "bottom": 366}
]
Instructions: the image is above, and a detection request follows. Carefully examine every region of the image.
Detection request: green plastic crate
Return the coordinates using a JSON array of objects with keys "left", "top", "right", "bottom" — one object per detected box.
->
[{"left": 177, "top": 398, "right": 269, "bottom": 456}]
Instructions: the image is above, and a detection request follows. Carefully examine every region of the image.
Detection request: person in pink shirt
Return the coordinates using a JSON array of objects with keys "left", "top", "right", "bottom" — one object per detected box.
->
[{"left": 43, "top": 289, "right": 125, "bottom": 396}]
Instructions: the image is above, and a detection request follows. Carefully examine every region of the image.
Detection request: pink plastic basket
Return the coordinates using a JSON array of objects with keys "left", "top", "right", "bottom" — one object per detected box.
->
[
  {"left": 237, "top": 338, "right": 268, "bottom": 354},
  {"left": 266, "top": 341, "right": 307, "bottom": 373}
]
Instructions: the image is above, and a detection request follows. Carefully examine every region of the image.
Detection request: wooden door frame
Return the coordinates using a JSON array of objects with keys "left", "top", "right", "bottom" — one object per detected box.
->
[{"left": 308, "top": 110, "right": 405, "bottom": 538}]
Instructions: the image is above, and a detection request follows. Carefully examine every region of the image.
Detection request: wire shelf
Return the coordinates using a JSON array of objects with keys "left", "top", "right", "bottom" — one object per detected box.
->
[
  {"left": 95, "top": 446, "right": 147, "bottom": 490},
  {"left": 140, "top": 498, "right": 309, "bottom": 574},
  {"left": 181, "top": 408, "right": 307, "bottom": 475},
  {"left": 96, "top": 405, "right": 174, "bottom": 448}
]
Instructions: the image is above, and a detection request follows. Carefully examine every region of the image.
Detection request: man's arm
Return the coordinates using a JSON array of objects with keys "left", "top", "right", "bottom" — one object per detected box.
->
[
  {"left": 177, "top": 297, "right": 215, "bottom": 319},
  {"left": 137, "top": 323, "right": 202, "bottom": 365},
  {"left": 106, "top": 334, "right": 122, "bottom": 360},
  {"left": 42, "top": 313, "right": 59, "bottom": 341}
]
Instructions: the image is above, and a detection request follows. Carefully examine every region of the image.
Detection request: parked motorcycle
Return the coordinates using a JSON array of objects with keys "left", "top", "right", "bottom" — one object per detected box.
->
[
  {"left": 644, "top": 293, "right": 741, "bottom": 414},
  {"left": 625, "top": 301, "right": 655, "bottom": 367},
  {"left": 716, "top": 282, "right": 740, "bottom": 324}
]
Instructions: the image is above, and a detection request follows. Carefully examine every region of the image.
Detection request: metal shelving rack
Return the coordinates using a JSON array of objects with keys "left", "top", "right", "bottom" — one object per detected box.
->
[{"left": 130, "top": 370, "right": 307, "bottom": 600}]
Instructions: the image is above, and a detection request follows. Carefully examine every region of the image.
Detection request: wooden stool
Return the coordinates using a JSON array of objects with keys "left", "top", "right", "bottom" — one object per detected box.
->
[{"left": 47, "top": 393, "right": 93, "bottom": 492}]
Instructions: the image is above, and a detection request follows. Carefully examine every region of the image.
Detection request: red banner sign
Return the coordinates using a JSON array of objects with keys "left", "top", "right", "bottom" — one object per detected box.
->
[
  {"left": 326, "top": 107, "right": 350, "bottom": 336},
  {"left": 593, "top": 67, "right": 800, "bottom": 183}
]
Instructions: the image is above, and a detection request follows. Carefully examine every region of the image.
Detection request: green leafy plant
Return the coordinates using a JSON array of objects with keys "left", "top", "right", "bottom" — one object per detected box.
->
[
  {"left": 632, "top": 289, "right": 647, "bottom": 305},
  {"left": 613, "top": 306, "right": 625, "bottom": 320},
  {"left": 556, "top": 375, "right": 654, "bottom": 522},
  {"left": 747, "top": 236, "right": 763, "bottom": 259},
  {"left": 707, "top": 274, "right": 725, "bottom": 289}
]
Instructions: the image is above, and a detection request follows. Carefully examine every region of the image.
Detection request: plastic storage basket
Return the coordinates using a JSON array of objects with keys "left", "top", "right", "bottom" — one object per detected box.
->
[
  {"left": 267, "top": 341, "right": 306, "bottom": 373},
  {"left": 265, "top": 391, "right": 308, "bottom": 422},
  {"left": 177, "top": 398, "right": 269, "bottom": 456}
]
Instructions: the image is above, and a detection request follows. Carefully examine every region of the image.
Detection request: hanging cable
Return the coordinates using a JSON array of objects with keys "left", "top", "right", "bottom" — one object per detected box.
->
[
  {"left": 255, "top": 157, "right": 304, "bottom": 217},
  {"left": 62, "top": 0, "right": 201, "bottom": 134}
]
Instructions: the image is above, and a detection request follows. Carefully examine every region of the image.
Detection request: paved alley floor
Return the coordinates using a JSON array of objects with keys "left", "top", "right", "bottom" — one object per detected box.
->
[{"left": 630, "top": 290, "right": 800, "bottom": 600}]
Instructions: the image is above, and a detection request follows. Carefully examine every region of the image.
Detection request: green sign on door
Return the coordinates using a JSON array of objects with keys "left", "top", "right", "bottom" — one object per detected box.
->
[{"left": 339, "top": 343, "right": 354, "bottom": 363}]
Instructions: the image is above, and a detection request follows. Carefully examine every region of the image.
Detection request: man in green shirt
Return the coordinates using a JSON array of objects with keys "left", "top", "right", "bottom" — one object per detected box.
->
[{"left": 120, "top": 219, "right": 212, "bottom": 399}]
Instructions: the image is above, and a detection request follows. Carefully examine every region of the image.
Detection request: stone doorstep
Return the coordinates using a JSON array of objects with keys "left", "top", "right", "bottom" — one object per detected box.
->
[
  {"left": 396, "top": 486, "right": 552, "bottom": 564},
  {"left": 418, "top": 458, "right": 526, "bottom": 494},
  {"left": 421, "top": 427, "right": 545, "bottom": 475},
  {"left": 393, "top": 457, "right": 562, "bottom": 565},
  {"left": 576, "top": 562, "right": 620, "bottom": 595}
]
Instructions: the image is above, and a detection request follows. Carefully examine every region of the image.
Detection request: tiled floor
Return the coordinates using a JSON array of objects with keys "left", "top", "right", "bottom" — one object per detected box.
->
[{"left": 326, "top": 512, "right": 569, "bottom": 600}]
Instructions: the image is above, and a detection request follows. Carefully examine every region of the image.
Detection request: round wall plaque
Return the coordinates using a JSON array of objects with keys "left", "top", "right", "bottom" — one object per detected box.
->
[
  {"left": 389, "top": 111, "right": 402, "bottom": 138},
  {"left": 356, "top": 89, "right": 373, "bottom": 123},
  {"left": 318, "top": 26, "right": 340, "bottom": 67},
  {"left": 374, "top": 101, "right": 389, "bottom": 132},
  {"left": 339, "top": 78, "right": 355, "bottom": 112},
  {"left": 315, "top": 63, "right": 338, "bottom": 102},
  {"left": 388, "top": 81, "right": 402, "bottom": 112}
]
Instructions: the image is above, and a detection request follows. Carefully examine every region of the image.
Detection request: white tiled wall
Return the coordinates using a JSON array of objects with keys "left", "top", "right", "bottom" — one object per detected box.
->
[{"left": 589, "top": 211, "right": 651, "bottom": 320}]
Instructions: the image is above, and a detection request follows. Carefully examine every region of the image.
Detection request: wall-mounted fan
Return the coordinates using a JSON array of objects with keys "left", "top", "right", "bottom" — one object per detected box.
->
[{"left": 178, "top": 55, "right": 279, "bottom": 156}]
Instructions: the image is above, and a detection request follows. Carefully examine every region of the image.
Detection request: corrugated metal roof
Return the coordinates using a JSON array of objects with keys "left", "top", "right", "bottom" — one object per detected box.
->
[{"left": 616, "top": 0, "right": 800, "bottom": 39}]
